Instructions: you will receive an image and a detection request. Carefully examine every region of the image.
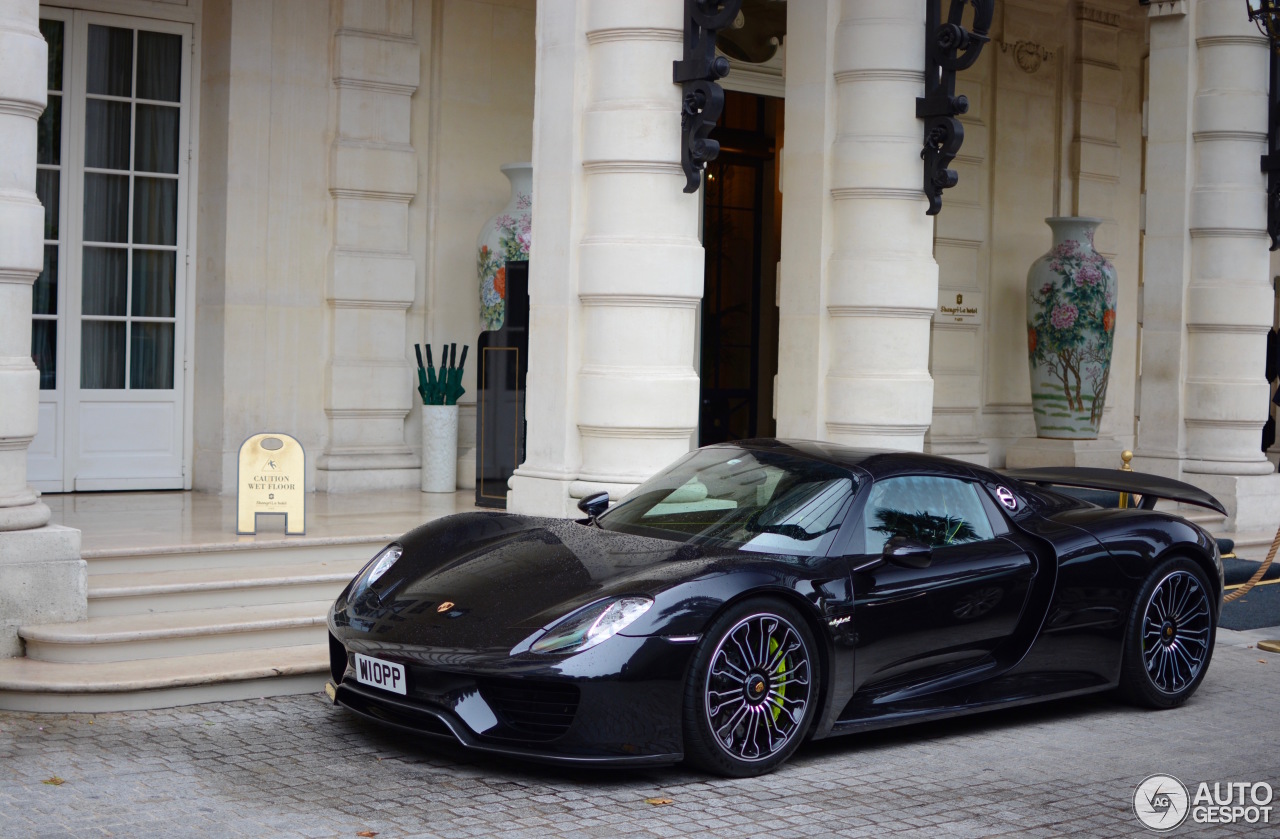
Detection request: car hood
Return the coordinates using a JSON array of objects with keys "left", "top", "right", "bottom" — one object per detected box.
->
[{"left": 334, "top": 512, "right": 729, "bottom": 652}]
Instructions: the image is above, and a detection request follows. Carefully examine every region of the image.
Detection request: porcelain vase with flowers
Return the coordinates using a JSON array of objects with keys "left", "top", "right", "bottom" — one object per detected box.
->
[
  {"left": 1025, "top": 217, "right": 1117, "bottom": 439},
  {"left": 476, "top": 163, "right": 532, "bottom": 332}
]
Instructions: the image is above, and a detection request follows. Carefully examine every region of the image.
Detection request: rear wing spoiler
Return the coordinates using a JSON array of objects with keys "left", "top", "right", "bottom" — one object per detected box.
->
[{"left": 1004, "top": 467, "right": 1227, "bottom": 516}]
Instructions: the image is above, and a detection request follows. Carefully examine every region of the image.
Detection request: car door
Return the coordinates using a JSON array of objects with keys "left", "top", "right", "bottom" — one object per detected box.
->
[{"left": 850, "top": 475, "right": 1037, "bottom": 693}]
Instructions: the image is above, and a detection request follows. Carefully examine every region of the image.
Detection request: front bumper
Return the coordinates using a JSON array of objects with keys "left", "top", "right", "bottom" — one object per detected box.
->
[{"left": 326, "top": 630, "right": 696, "bottom": 766}]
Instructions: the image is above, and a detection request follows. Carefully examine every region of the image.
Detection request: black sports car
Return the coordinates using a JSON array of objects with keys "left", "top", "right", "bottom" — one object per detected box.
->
[{"left": 326, "top": 439, "right": 1226, "bottom": 776}]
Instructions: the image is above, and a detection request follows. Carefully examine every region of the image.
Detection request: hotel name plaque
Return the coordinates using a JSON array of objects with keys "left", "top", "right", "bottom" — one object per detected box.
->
[
  {"left": 237, "top": 432, "right": 305, "bottom": 535},
  {"left": 938, "top": 291, "right": 981, "bottom": 324}
]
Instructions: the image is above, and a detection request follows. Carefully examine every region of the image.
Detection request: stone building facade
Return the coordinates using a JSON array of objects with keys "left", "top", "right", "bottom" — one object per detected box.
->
[{"left": 1, "top": 0, "right": 1279, "bottom": 654}]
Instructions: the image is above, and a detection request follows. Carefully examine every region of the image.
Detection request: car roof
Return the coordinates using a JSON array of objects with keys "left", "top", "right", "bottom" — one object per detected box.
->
[{"left": 719, "top": 438, "right": 991, "bottom": 481}]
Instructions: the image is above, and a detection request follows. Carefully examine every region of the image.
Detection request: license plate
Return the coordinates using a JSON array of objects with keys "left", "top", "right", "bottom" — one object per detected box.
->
[{"left": 352, "top": 653, "right": 406, "bottom": 696}]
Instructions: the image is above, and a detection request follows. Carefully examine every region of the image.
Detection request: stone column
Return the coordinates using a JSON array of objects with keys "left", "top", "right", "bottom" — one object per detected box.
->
[
  {"left": 778, "top": 0, "right": 938, "bottom": 450},
  {"left": 509, "top": 0, "right": 701, "bottom": 516},
  {"left": 1136, "top": 1, "right": 1196, "bottom": 474},
  {"left": 1139, "top": 0, "right": 1280, "bottom": 531},
  {"left": 773, "top": 0, "right": 837, "bottom": 441},
  {"left": 927, "top": 47, "right": 991, "bottom": 466},
  {"left": 0, "top": 0, "right": 83, "bottom": 656},
  {"left": 316, "top": 0, "right": 421, "bottom": 492},
  {"left": 1183, "top": 0, "right": 1280, "bottom": 527}
]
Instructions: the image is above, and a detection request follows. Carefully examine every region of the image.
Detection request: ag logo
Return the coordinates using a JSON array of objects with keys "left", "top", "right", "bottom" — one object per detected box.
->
[
  {"left": 1134, "top": 774, "right": 1190, "bottom": 832},
  {"left": 995, "top": 486, "right": 1018, "bottom": 511}
]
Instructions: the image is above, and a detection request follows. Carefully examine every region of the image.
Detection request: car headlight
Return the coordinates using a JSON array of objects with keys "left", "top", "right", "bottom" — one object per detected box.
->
[
  {"left": 354, "top": 545, "right": 402, "bottom": 593},
  {"left": 530, "top": 597, "right": 653, "bottom": 655}
]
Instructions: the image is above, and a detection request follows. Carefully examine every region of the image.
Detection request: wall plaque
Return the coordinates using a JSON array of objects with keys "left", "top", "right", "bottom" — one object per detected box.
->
[
  {"left": 237, "top": 432, "right": 305, "bottom": 535},
  {"left": 938, "top": 291, "right": 981, "bottom": 324}
]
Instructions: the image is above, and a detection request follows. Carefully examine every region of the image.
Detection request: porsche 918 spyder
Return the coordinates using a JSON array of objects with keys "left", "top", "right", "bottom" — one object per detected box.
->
[{"left": 326, "top": 439, "right": 1225, "bottom": 776}]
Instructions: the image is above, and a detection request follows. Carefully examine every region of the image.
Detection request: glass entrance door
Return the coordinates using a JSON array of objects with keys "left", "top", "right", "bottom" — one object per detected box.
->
[
  {"left": 699, "top": 90, "right": 783, "bottom": 446},
  {"left": 29, "top": 11, "right": 191, "bottom": 492}
]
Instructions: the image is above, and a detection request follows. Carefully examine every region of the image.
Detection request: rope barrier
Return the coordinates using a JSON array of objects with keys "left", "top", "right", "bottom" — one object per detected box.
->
[{"left": 1222, "top": 520, "right": 1280, "bottom": 604}]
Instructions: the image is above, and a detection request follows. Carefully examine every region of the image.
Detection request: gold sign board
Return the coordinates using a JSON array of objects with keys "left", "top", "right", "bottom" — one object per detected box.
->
[
  {"left": 237, "top": 432, "right": 305, "bottom": 535},
  {"left": 938, "top": 290, "right": 981, "bottom": 324}
]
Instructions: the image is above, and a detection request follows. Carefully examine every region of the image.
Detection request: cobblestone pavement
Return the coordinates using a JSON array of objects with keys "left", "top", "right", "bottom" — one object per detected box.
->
[{"left": 2, "top": 632, "right": 1278, "bottom": 839}]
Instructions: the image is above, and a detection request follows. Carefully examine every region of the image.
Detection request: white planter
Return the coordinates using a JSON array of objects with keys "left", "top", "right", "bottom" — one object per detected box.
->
[{"left": 421, "top": 404, "right": 459, "bottom": 493}]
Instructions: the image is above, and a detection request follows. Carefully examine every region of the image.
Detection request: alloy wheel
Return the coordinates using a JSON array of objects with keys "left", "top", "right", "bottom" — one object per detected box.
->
[
  {"left": 1141, "top": 569, "right": 1212, "bottom": 694},
  {"left": 704, "top": 612, "right": 812, "bottom": 763}
]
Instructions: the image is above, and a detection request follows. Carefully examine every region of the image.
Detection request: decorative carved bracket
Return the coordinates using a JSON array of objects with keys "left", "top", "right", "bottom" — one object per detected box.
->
[
  {"left": 917, "top": 0, "right": 994, "bottom": 215},
  {"left": 674, "top": 0, "right": 743, "bottom": 194},
  {"left": 998, "top": 40, "right": 1054, "bottom": 74}
]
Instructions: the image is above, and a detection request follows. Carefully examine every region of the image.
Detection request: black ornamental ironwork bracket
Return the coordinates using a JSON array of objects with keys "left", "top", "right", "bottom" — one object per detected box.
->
[
  {"left": 918, "top": 0, "right": 993, "bottom": 215},
  {"left": 674, "top": 0, "right": 743, "bottom": 194}
]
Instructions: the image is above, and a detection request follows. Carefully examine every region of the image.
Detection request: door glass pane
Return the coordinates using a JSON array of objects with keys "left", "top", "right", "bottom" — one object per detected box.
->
[
  {"left": 86, "top": 25, "right": 133, "bottom": 97},
  {"left": 36, "top": 170, "right": 59, "bottom": 239},
  {"left": 135, "top": 105, "right": 178, "bottom": 173},
  {"left": 85, "top": 99, "right": 132, "bottom": 170},
  {"left": 81, "top": 320, "right": 125, "bottom": 389},
  {"left": 136, "top": 31, "right": 182, "bottom": 102},
  {"left": 864, "top": 477, "right": 996, "bottom": 553},
  {"left": 82, "top": 247, "right": 127, "bottom": 316},
  {"left": 134, "top": 177, "right": 176, "bottom": 245},
  {"left": 32, "top": 321, "right": 57, "bottom": 390},
  {"left": 40, "top": 19, "right": 64, "bottom": 91},
  {"left": 34, "top": 246, "right": 58, "bottom": 315},
  {"left": 37, "top": 95, "right": 61, "bottom": 165},
  {"left": 132, "top": 251, "right": 175, "bottom": 317},
  {"left": 83, "top": 173, "right": 129, "bottom": 242},
  {"left": 130, "top": 322, "right": 174, "bottom": 389}
]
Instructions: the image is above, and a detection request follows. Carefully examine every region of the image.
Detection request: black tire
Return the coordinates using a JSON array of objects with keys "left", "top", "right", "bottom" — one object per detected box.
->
[
  {"left": 682, "top": 598, "right": 820, "bottom": 777},
  {"left": 1119, "top": 557, "right": 1216, "bottom": 709}
]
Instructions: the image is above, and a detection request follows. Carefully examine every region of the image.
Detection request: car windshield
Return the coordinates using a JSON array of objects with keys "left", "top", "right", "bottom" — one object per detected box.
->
[{"left": 595, "top": 446, "right": 858, "bottom": 556}]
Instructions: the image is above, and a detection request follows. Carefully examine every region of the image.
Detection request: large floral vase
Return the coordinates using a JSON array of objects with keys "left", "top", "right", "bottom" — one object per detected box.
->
[
  {"left": 477, "top": 162, "right": 532, "bottom": 332},
  {"left": 1026, "top": 217, "right": 1117, "bottom": 439}
]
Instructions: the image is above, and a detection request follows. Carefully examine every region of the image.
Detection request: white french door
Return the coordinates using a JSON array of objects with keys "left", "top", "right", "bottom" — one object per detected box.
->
[{"left": 29, "top": 9, "right": 192, "bottom": 492}]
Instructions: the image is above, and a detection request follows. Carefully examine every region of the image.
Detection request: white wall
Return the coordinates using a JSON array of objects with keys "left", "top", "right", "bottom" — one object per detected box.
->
[
  {"left": 411, "top": 0, "right": 535, "bottom": 473},
  {"left": 195, "top": 0, "right": 333, "bottom": 492},
  {"left": 193, "top": 0, "right": 536, "bottom": 493}
]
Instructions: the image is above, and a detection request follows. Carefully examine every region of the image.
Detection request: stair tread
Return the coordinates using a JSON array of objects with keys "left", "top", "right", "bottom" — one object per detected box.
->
[
  {"left": 22, "top": 600, "right": 334, "bottom": 643},
  {"left": 90, "top": 560, "right": 360, "bottom": 597},
  {"left": 0, "top": 644, "right": 328, "bottom": 693},
  {"left": 82, "top": 533, "right": 395, "bottom": 560}
]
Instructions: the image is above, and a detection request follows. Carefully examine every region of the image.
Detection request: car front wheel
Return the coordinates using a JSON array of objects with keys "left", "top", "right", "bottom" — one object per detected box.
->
[{"left": 682, "top": 599, "right": 819, "bottom": 777}]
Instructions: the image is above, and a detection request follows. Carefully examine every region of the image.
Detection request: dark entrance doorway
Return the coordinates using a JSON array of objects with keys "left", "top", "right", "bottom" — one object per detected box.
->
[{"left": 699, "top": 90, "right": 783, "bottom": 445}]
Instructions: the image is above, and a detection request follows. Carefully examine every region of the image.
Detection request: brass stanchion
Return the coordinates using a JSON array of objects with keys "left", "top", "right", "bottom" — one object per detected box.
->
[{"left": 1118, "top": 450, "right": 1133, "bottom": 509}]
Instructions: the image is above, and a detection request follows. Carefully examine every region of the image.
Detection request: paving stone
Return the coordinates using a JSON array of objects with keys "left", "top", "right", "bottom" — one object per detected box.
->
[{"left": 1, "top": 640, "right": 1278, "bottom": 837}]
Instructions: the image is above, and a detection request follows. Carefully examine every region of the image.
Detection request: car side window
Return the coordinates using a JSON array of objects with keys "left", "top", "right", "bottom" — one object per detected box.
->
[{"left": 863, "top": 476, "right": 996, "bottom": 554}]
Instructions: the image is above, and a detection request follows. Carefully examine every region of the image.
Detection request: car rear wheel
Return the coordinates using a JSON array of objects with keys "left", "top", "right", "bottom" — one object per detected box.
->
[
  {"left": 682, "top": 599, "right": 819, "bottom": 777},
  {"left": 1119, "top": 557, "right": 1216, "bottom": 709}
]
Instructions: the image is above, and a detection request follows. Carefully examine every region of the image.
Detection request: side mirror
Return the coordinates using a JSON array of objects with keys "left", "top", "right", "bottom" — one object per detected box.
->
[
  {"left": 883, "top": 535, "right": 933, "bottom": 569},
  {"left": 577, "top": 490, "right": 610, "bottom": 522}
]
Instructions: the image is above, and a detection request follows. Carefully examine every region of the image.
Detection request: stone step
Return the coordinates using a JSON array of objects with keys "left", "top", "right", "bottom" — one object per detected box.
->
[
  {"left": 83, "top": 536, "right": 389, "bottom": 576},
  {"left": 20, "top": 601, "right": 333, "bottom": 664},
  {"left": 1223, "top": 528, "right": 1280, "bottom": 562},
  {"left": 88, "top": 559, "right": 363, "bottom": 617},
  {"left": 0, "top": 643, "right": 329, "bottom": 713}
]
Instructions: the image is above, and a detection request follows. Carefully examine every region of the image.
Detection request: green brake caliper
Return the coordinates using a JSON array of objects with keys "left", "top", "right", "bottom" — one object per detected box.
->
[{"left": 769, "top": 636, "right": 786, "bottom": 722}]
